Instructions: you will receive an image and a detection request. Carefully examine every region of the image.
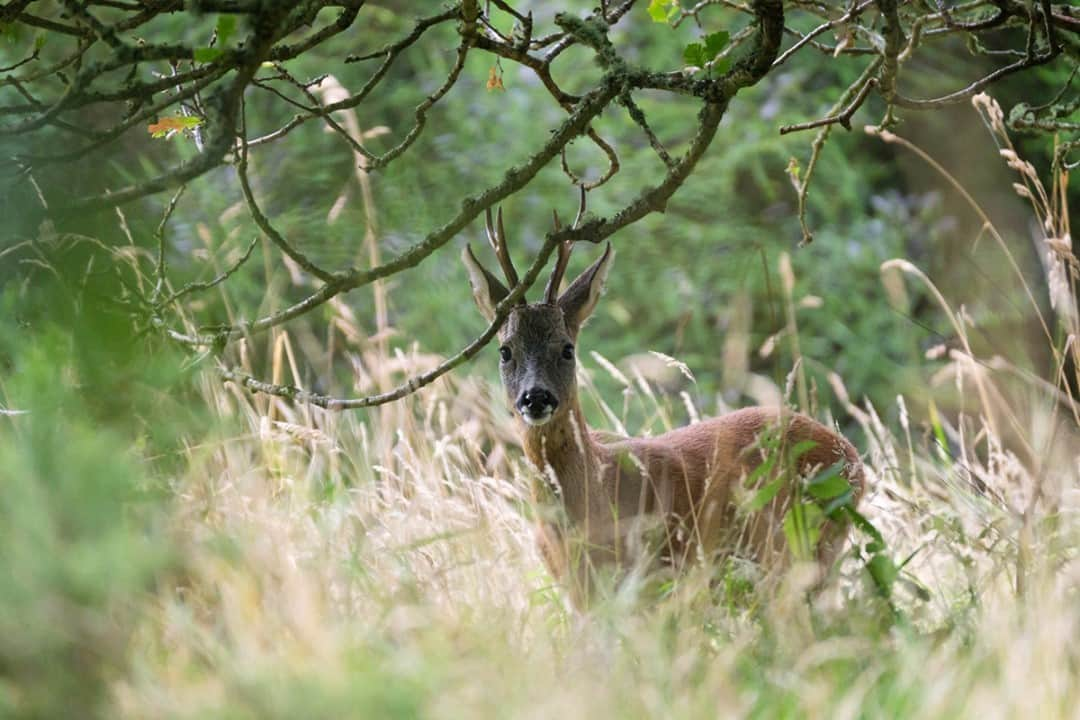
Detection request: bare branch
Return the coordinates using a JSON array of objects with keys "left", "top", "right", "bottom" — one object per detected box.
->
[
  {"left": 219, "top": 227, "right": 564, "bottom": 409},
  {"left": 779, "top": 77, "right": 877, "bottom": 134},
  {"left": 793, "top": 58, "right": 882, "bottom": 246},
  {"left": 235, "top": 114, "right": 336, "bottom": 283},
  {"left": 152, "top": 185, "right": 186, "bottom": 304},
  {"left": 772, "top": 0, "right": 875, "bottom": 69},
  {"left": 158, "top": 236, "right": 258, "bottom": 307}
]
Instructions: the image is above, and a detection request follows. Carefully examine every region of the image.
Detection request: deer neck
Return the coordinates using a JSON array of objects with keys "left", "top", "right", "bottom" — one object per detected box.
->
[{"left": 521, "top": 392, "right": 609, "bottom": 527}]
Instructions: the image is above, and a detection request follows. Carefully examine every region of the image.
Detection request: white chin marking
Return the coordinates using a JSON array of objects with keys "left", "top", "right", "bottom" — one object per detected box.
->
[{"left": 521, "top": 411, "right": 553, "bottom": 427}]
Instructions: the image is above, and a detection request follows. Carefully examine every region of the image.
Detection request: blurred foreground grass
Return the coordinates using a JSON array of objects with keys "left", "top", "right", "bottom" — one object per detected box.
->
[{"left": 2, "top": 257, "right": 1077, "bottom": 720}]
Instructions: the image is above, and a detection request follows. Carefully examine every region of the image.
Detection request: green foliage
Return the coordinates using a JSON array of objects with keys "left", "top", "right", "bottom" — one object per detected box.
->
[
  {"left": 782, "top": 500, "right": 824, "bottom": 561},
  {"left": 683, "top": 31, "right": 731, "bottom": 74},
  {"left": 646, "top": 0, "right": 681, "bottom": 24},
  {"left": 0, "top": 326, "right": 174, "bottom": 718},
  {"left": 738, "top": 429, "right": 903, "bottom": 596},
  {"left": 0, "top": 239, "right": 214, "bottom": 716},
  {"left": 806, "top": 462, "right": 852, "bottom": 501},
  {"left": 194, "top": 15, "right": 237, "bottom": 62}
]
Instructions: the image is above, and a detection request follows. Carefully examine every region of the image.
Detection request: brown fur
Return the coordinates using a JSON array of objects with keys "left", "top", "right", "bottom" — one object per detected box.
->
[{"left": 523, "top": 391, "right": 865, "bottom": 603}]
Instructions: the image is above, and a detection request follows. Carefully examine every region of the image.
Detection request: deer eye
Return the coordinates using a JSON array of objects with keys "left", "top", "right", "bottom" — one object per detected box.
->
[
  {"left": 499, "top": 346, "right": 512, "bottom": 363},
  {"left": 562, "top": 344, "right": 575, "bottom": 360}
]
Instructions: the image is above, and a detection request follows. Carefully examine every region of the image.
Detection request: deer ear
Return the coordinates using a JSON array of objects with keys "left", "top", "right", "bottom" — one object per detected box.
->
[
  {"left": 558, "top": 242, "right": 613, "bottom": 334},
  {"left": 462, "top": 244, "right": 509, "bottom": 323}
]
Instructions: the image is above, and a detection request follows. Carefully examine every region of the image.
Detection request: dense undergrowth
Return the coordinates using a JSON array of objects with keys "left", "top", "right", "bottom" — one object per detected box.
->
[{"left": 1, "top": 97, "right": 1078, "bottom": 718}]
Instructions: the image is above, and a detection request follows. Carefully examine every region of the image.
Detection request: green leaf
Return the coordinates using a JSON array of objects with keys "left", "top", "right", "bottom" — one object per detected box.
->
[
  {"left": 194, "top": 47, "right": 223, "bottom": 63},
  {"left": 683, "top": 42, "right": 706, "bottom": 67},
  {"left": 786, "top": 157, "right": 802, "bottom": 181},
  {"left": 821, "top": 488, "right": 854, "bottom": 516},
  {"left": 838, "top": 505, "right": 881, "bottom": 548},
  {"left": 928, "top": 398, "right": 951, "bottom": 466},
  {"left": 647, "top": 0, "right": 679, "bottom": 23},
  {"left": 0, "top": 22, "right": 19, "bottom": 43},
  {"left": 806, "top": 461, "right": 850, "bottom": 499},
  {"left": 34, "top": 33, "right": 46, "bottom": 51},
  {"left": 783, "top": 502, "right": 824, "bottom": 561},
  {"left": 195, "top": 16, "right": 235, "bottom": 64},
  {"left": 788, "top": 439, "right": 818, "bottom": 462},
  {"left": 684, "top": 30, "right": 731, "bottom": 72},
  {"left": 867, "top": 553, "right": 898, "bottom": 594},
  {"left": 216, "top": 14, "right": 237, "bottom": 46},
  {"left": 704, "top": 30, "right": 730, "bottom": 58},
  {"left": 744, "top": 451, "right": 776, "bottom": 487},
  {"left": 744, "top": 476, "right": 784, "bottom": 512}
]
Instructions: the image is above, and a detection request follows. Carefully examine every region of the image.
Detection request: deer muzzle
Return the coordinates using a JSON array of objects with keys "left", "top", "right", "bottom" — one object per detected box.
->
[{"left": 517, "top": 388, "right": 558, "bottom": 426}]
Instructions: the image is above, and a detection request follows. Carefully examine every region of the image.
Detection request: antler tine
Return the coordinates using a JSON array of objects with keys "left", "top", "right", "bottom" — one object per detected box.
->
[
  {"left": 572, "top": 184, "right": 587, "bottom": 229},
  {"left": 544, "top": 208, "right": 573, "bottom": 304},
  {"left": 495, "top": 207, "right": 520, "bottom": 288},
  {"left": 485, "top": 206, "right": 520, "bottom": 291},
  {"left": 496, "top": 207, "right": 521, "bottom": 289},
  {"left": 484, "top": 206, "right": 498, "bottom": 250}
]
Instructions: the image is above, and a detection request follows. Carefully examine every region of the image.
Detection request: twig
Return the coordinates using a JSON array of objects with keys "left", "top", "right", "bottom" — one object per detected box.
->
[
  {"left": 219, "top": 230, "right": 564, "bottom": 409},
  {"left": 152, "top": 184, "right": 186, "bottom": 303},
  {"left": 236, "top": 109, "right": 336, "bottom": 283},
  {"left": 620, "top": 91, "right": 675, "bottom": 168},
  {"left": 368, "top": 38, "right": 473, "bottom": 170},
  {"left": 772, "top": 0, "right": 875, "bottom": 68},
  {"left": 794, "top": 58, "right": 881, "bottom": 245},
  {"left": 559, "top": 129, "right": 622, "bottom": 189},
  {"left": 890, "top": 51, "right": 1061, "bottom": 109},
  {"left": 345, "top": 7, "right": 460, "bottom": 63},
  {"left": 779, "top": 77, "right": 877, "bottom": 134},
  {"left": 165, "top": 79, "right": 624, "bottom": 346},
  {"left": 0, "top": 49, "right": 40, "bottom": 73},
  {"left": 158, "top": 236, "right": 259, "bottom": 307},
  {"left": 252, "top": 65, "right": 376, "bottom": 163}
]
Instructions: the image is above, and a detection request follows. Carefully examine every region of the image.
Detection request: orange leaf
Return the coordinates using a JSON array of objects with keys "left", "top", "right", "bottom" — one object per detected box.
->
[
  {"left": 148, "top": 115, "right": 203, "bottom": 139},
  {"left": 486, "top": 65, "right": 505, "bottom": 92}
]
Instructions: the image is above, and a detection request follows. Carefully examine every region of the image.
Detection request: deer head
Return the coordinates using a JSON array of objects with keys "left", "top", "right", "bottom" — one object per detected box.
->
[{"left": 462, "top": 197, "right": 613, "bottom": 427}]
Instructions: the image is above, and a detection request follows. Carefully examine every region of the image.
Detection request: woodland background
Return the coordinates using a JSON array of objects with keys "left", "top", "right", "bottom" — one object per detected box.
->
[{"left": 1, "top": 1, "right": 1078, "bottom": 717}]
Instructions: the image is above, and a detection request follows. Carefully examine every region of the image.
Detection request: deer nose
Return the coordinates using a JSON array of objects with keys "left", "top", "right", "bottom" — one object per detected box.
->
[{"left": 517, "top": 388, "right": 558, "bottom": 420}]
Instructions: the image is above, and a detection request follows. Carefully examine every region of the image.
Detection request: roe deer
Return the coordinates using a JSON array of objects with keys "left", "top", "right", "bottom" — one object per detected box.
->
[{"left": 463, "top": 200, "right": 865, "bottom": 604}]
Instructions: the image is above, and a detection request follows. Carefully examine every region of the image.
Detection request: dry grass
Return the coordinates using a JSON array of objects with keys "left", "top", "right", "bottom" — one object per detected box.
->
[
  {"left": 112, "top": 338, "right": 1079, "bottom": 718},
  {"left": 103, "top": 96, "right": 1080, "bottom": 719}
]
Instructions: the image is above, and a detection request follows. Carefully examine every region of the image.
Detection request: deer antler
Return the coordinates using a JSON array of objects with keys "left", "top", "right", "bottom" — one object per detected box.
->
[
  {"left": 544, "top": 186, "right": 586, "bottom": 304},
  {"left": 485, "top": 206, "right": 520, "bottom": 292}
]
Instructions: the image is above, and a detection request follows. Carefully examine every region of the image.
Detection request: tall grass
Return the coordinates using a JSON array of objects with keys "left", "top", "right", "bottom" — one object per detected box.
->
[{"left": 3, "top": 95, "right": 1078, "bottom": 719}]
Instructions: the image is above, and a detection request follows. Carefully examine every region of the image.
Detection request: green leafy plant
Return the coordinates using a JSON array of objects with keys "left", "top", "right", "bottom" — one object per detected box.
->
[
  {"left": 740, "top": 428, "right": 911, "bottom": 602},
  {"left": 683, "top": 31, "right": 731, "bottom": 75}
]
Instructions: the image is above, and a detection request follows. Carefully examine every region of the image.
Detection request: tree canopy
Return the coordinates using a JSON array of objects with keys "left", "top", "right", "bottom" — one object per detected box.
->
[{"left": 2, "top": 0, "right": 1078, "bottom": 407}]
